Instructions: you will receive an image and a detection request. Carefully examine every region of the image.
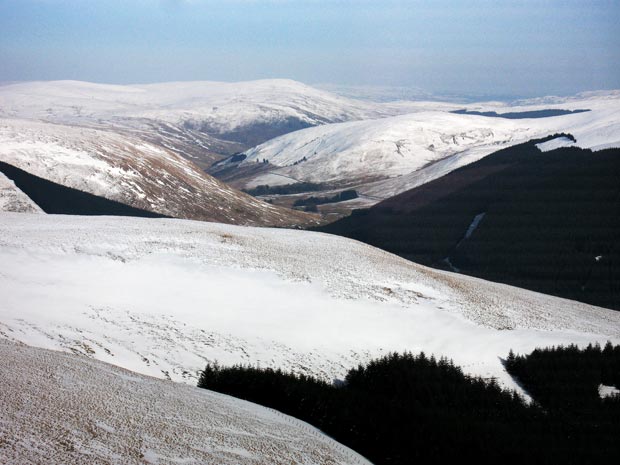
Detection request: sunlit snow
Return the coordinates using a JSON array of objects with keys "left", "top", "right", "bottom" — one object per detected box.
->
[{"left": 1, "top": 213, "right": 618, "bottom": 397}]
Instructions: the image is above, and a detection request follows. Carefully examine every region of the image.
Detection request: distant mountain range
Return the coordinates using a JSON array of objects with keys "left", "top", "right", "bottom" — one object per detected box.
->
[
  {"left": 2, "top": 80, "right": 618, "bottom": 225},
  {"left": 0, "top": 79, "right": 428, "bottom": 159},
  {"left": 0, "top": 78, "right": 449, "bottom": 226}
]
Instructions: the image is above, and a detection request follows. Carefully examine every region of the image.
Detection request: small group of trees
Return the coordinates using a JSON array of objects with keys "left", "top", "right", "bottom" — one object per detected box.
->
[
  {"left": 293, "top": 189, "right": 358, "bottom": 210},
  {"left": 244, "top": 182, "right": 323, "bottom": 196}
]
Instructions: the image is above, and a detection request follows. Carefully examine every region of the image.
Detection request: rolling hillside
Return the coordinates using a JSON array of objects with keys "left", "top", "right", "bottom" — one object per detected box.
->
[
  {"left": 0, "top": 79, "right": 437, "bottom": 161},
  {"left": 1, "top": 213, "right": 618, "bottom": 396}
]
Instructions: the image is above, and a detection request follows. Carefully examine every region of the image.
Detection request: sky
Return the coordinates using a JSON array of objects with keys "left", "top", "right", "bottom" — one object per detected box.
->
[{"left": 1, "top": 0, "right": 619, "bottom": 98}]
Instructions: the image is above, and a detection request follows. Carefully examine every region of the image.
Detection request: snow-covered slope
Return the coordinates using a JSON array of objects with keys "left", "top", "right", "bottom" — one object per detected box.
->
[
  {"left": 1, "top": 213, "right": 618, "bottom": 394},
  {"left": 243, "top": 111, "right": 532, "bottom": 186},
  {"left": 0, "top": 171, "right": 42, "bottom": 213},
  {"left": 5, "top": 80, "right": 616, "bottom": 215},
  {"left": 237, "top": 92, "right": 620, "bottom": 203},
  {"left": 0, "top": 119, "right": 315, "bottom": 227},
  {"left": 0, "top": 339, "right": 369, "bottom": 465}
]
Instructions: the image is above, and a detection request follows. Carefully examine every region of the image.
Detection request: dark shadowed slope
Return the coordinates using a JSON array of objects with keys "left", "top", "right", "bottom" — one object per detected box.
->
[
  {"left": 320, "top": 137, "right": 620, "bottom": 310},
  {"left": 0, "top": 161, "right": 166, "bottom": 218}
]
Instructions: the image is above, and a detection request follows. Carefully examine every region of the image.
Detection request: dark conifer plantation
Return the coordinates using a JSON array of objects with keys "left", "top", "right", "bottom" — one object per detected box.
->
[
  {"left": 198, "top": 349, "right": 620, "bottom": 464},
  {"left": 505, "top": 342, "right": 620, "bottom": 418},
  {"left": 244, "top": 181, "right": 324, "bottom": 196}
]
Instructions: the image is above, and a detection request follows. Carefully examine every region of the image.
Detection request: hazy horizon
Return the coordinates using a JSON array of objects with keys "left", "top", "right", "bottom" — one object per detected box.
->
[{"left": 1, "top": 0, "right": 619, "bottom": 99}]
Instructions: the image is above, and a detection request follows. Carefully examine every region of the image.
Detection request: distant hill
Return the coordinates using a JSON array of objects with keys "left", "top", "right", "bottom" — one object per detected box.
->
[
  {"left": 320, "top": 136, "right": 620, "bottom": 310},
  {"left": 0, "top": 79, "right": 428, "bottom": 166}
]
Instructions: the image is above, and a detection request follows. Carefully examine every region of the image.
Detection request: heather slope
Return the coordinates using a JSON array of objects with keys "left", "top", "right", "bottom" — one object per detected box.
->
[
  {"left": 0, "top": 339, "right": 369, "bottom": 465},
  {"left": 0, "top": 119, "right": 316, "bottom": 227}
]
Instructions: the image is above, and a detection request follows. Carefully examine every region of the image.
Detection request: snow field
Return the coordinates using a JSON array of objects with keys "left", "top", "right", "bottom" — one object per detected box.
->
[{"left": 1, "top": 213, "right": 618, "bottom": 397}]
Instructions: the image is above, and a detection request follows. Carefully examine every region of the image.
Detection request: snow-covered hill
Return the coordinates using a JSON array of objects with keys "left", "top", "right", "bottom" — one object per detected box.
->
[
  {"left": 236, "top": 92, "right": 620, "bottom": 205},
  {"left": 0, "top": 79, "right": 440, "bottom": 145},
  {"left": 0, "top": 339, "right": 369, "bottom": 465},
  {"left": 242, "top": 111, "right": 532, "bottom": 186},
  {"left": 1, "top": 213, "right": 618, "bottom": 394},
  {"left": 0, "top": 118, "right": 315, "bottom": 227}
]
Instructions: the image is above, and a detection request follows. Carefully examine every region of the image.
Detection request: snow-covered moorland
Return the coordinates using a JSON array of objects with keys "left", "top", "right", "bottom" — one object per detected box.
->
[
  {"left": 0, "top": 339, "right": 370, "bottom": 464},
  {"left": 0, "top": 79, "right": 454, "bottom": 181},
  {"left": 1, "top": 213, "right": 618, "bottom": 396},
  {"left": 2, "top": 80, "right": 618, "bottom": 220}
]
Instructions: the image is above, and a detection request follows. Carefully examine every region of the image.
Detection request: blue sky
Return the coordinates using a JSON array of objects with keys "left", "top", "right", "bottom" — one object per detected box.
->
[{"left": 1, "top": 0, "right": 618, "bottom": 97}]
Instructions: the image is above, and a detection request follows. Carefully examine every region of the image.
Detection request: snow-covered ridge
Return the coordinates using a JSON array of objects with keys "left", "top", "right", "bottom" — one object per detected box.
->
[
  {"left": 0, "top": 339, "right": 370, "bottom": 465},
  {"left": 0, "top": 79, "right": 443, "bottom": 136},
  {"left": 243, "top": 111, "right": 534, "bottom": 186},
  {"left": 1, "top": 213, "right": 618, "bottom": 394},
  {"left": 0, "top": 79, "right": 463, "bottom": 213},
  {"left": 3, "top": 80, "right": 617, "bottom": 215},
  {"left": 512, "top": 89, "right": 620, "bottom": 106}
]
